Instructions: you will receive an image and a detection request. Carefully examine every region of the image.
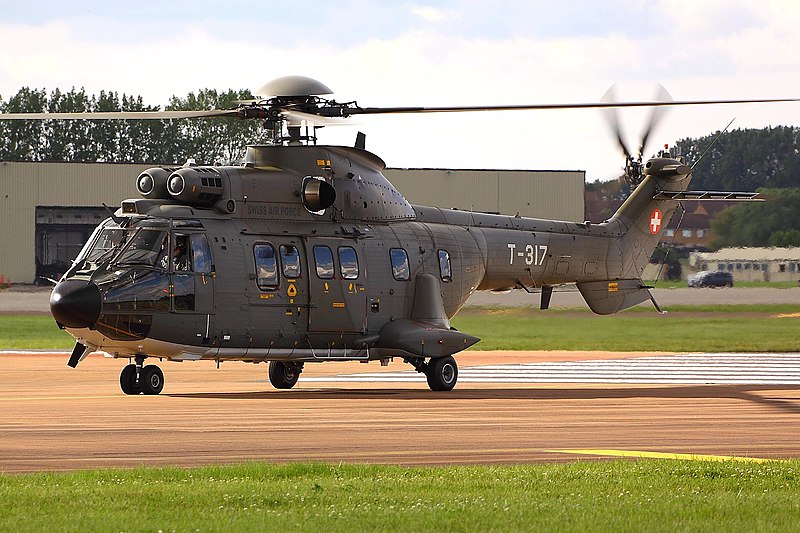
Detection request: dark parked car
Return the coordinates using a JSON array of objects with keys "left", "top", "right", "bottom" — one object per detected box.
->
[{"left": 687, "top": 271, "right": 734, "bottom": 288}]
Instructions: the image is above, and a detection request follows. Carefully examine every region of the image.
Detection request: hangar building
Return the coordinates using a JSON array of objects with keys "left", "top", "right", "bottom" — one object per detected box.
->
[
  {"left": 689, "top": 247, "right": 800, "bottom": 283},
  {"left": 0, "top": 161, "right": 584, "bottom": 284}
]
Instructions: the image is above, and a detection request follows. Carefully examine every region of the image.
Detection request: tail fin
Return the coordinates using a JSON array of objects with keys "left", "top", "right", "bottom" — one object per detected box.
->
[{"left": 578, "top": 156, "right": 691, "bottom": 314}]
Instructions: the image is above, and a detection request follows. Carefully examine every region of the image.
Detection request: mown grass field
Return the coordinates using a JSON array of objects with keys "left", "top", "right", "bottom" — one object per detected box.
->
[
  {"left": 2, "top": 303, "right": 800, "bottom": 352},
  {"left": 451, "top": 304, "right": 800, "bottom": 352},
  {"left": 2, "top": 461, "right": 800, "bottom": 532},
  {"left": 0, "top": 315, "right": 74, "bottom": 350}
]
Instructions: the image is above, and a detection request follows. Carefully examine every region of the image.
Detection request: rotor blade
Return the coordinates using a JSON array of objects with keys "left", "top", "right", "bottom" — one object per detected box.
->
[
  {"left": 0, "top": 109, "right": 240, "bottom": 120},
  {"left": 638, "top": 84, "right": 673, "bottom": 159},
  {"left": 346, "top": 96, "right": 800, "bottom": 115},
  {"left": 280, "top": 108, "right": 355, "bottom": 126},
  {"left": 600, "top": 85, "right": 632, "bottom": 160}
]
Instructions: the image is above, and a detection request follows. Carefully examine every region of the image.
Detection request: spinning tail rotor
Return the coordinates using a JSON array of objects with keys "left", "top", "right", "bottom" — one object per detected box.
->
[{"left": 602, "top": 84, "right": 673, "bottom": 188}]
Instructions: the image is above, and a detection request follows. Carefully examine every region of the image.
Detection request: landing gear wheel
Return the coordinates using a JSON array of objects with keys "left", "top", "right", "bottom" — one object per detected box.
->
[
  {"left": 120, "top": 364, "right": 140, "bottom": 395},
  {"left": 139, "top": 365, "right": 164, "bottom": 395},
  {"left": 268, "top": 361, "right": 302, "bottom": 389},
  {"left": 426, "top": 356, "right": 458, "bottom": 392}
]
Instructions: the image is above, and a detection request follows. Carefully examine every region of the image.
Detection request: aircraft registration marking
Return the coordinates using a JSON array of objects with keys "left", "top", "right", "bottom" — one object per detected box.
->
[{"left": 507, "top": 243, "right": 547, "bottom": 265}]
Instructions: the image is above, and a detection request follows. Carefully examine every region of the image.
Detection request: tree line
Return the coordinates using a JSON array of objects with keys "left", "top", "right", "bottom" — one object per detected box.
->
[
  {"left": 675, "top": 127, "right": 800, "bottom": 248},
  {"left": 587, "top": 126, "right": 800, "bottom": 248},
  {"left": 0, "top": 87, "right": 271, "bottom": 165},
  {"left": 2, "top": 87, "right": 799, "bottom": 248}
]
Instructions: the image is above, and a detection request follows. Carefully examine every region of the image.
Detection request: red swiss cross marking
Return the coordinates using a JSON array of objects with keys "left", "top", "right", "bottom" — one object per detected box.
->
[{"left": 649, "top": 209, "right": 663, "bottom": 234}]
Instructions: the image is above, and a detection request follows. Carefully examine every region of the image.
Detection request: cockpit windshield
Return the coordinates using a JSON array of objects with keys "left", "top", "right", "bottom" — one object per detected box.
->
[
  {"left": 82, "top": 226, "right": 168, "bottom": 269},
  {"left": 116, "top": 229, "right": 168, "bottom": 267},
  {"left": 83, "top": 227, "right": 128, "bottom": 264}
]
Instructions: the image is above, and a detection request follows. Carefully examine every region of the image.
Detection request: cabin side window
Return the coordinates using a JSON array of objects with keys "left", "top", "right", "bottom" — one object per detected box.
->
[
  {"left": 254, "top": 243, "right": 279, "bottom": 290},
  {"left": 280, "top": 244, "right": 301, "bottom": 279},
  {"left": 338, "top": 246, "right": 359, "bottom": 280},
  {"left": 313, "top": 245, "right": 335, "bottom": 279},
  {"left": 438, "top": 250, "right": 452, "bottom": 283},
  {"left": 390, "top": 248, "right": 410, "bottom": 281}
]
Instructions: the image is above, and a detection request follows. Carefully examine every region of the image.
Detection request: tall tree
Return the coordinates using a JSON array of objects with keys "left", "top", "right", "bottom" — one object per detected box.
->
[
  {"left": 166, "top": 88, "right": 271, "bottom": 165},
  {"left": 1, "top": 87, "right": 48, "bottom": 160},
  {"left": 42, "top": 87, "right": 92, "bottom": 161},
  {"left": 711, "top": 188, "right": 800, "bottom": 248},
  {"left": 0, "top": 87, "right": 272, "bottom": 165}
]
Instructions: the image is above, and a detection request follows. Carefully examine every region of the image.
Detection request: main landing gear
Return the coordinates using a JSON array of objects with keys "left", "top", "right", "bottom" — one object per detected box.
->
[
  {"left": 406, "top": 355, "right": 459, "bottom": 391},
  {"left": 119, "top": 355, "right": 164, "bottom": 395},
  {"left": 268, "top": 361, "right": 304, "bottom": 389}
]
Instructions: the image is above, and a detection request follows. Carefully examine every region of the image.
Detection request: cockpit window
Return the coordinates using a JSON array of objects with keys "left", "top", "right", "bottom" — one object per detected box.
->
[
  {"left": 172, "top": 234, "right": 192, "bottom": 272},
  {"left": 84, "top": 228, "right": 127, "bottom": 263},
  {"left": 117, "top": 229, "right": 169, "bottom": 267},
  {"left": 190, "top": 234, "right": 213, "bottom": 274},
  {"left": 74, "top": 221, "right": 109, "bottom": 266}
]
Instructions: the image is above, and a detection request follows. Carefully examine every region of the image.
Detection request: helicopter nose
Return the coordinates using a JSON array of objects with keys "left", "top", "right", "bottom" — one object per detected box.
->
[{"left": 50, "top": 280, "right": 102, "bottom": 329}]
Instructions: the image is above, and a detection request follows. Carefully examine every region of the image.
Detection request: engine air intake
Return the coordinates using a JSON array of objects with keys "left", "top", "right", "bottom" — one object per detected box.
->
[{"left": 167, "top": 168, "right": 224, "bottom": 206}]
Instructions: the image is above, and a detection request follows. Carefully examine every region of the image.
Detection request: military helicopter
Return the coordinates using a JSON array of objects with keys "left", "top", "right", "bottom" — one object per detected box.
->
[{"left": 2, "top": 76, "right": 795, "bottom": 394}]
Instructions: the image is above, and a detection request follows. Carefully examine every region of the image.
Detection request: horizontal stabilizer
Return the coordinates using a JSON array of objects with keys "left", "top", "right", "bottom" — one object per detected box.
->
[
  {"left": 577, "top": 279, "right": 651, "bottom": 315},
  {"left": 377, "top": 319, "right": 480, "bottom": 358},
  {"left": 653, "top": 190, "right": 762, "bottom": 201}
]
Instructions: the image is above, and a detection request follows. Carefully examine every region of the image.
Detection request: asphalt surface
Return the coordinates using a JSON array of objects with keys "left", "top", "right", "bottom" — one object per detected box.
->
[{"left": 2, "top": 351, "right": 799, "bottom": 473}]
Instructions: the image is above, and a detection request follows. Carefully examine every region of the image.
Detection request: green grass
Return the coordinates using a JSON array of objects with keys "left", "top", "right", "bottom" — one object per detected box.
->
[
  {"left": 2, "top": 304, "right": 800, "bottom": 352},
  {"left": 0, "top": 315, "right": 73, "bottom": 349},
  {"left": 452, "top": 305, "right": 800, "bottom": 352},
  {"left": 2, "top": 461, "right": 799, "bottom": 532}
]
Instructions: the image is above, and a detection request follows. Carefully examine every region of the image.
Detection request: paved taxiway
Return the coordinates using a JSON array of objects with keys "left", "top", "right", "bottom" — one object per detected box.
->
[{"left": 3, "top": 351, "right": 800, "bottom": 473}]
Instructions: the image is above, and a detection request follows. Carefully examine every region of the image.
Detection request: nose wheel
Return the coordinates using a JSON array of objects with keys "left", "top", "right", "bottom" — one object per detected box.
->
[{"left": 119, "top": 359, "right": 164, "bottom": 395}]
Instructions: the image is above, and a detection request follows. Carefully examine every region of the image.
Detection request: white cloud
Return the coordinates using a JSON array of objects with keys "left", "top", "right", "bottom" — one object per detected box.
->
[
  {"left": 0, "top": 3, "right": 799, "bottom": 181},
  {"left": 410, "top": 5, "right": 453, "bottom": 22}
]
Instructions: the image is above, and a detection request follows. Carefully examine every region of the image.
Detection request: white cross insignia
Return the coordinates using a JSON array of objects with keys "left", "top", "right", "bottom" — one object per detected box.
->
[{"left": 649, "top": 209, "right": 662, "bottom": 234}]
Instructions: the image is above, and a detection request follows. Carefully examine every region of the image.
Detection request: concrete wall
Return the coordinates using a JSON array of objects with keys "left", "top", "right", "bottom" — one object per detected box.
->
[{"left": 384, "top": 168, "right": 584, "bottom": 222}]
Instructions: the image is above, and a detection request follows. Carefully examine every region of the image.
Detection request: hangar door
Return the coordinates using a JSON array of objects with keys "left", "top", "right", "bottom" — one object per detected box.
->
[{"left": 35, "top": 206, "right": 107, "bottom": 283}]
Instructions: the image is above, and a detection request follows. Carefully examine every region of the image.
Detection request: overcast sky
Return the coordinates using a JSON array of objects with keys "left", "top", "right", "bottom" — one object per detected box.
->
[{"left": 1, "top": 0, "right": 799, "bottom": 180}]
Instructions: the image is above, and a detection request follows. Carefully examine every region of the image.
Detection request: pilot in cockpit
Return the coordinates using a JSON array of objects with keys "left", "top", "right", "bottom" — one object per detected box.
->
[{"left": 172, "top": 237, "right": 191, "bottom": 271}]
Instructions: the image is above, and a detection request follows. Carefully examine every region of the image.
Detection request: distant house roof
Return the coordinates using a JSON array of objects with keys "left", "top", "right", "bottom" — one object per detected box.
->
[
  {"left": 691, "top": 247, "right": 800, "bottom": 262},
  {"left": 666, "top": 201, "right": 737, "bottom": 229}
]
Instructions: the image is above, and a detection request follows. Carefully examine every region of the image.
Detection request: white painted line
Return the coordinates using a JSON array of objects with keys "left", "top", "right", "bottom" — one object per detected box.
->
[{"left": 303, "top": 353, "right": 800, "bottom": 385}]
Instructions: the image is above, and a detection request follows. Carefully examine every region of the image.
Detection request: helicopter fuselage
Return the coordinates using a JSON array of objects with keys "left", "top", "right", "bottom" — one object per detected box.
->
[{"left": 50, "top": 143, "right": 689, "bottom": 391}]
